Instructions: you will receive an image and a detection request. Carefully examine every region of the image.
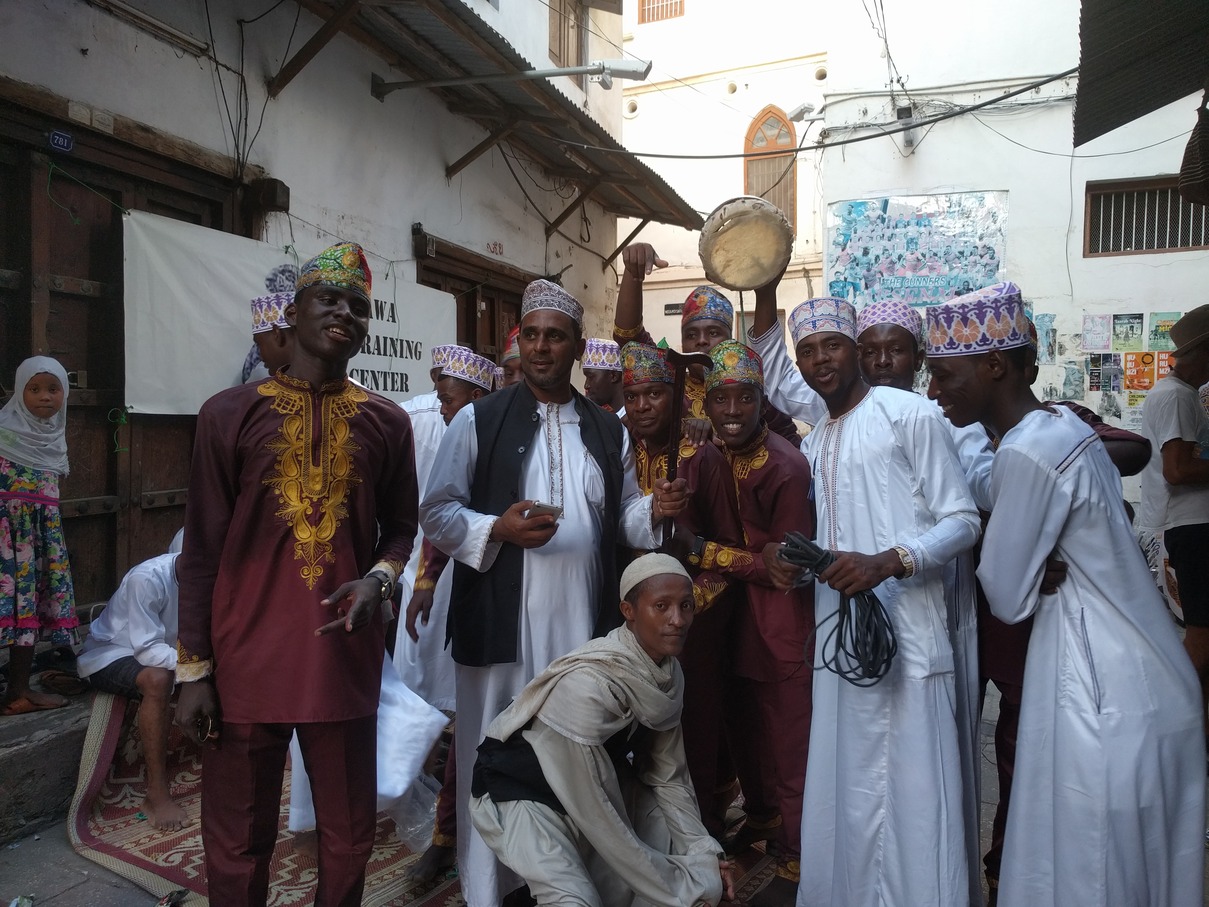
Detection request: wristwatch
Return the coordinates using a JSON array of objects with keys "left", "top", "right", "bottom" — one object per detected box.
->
[
  {"left": 686, "top": 535, "right": 706, "bottom": 567},
  {"left": 367, "top": 570, "right": 393, "bottom": 602}
]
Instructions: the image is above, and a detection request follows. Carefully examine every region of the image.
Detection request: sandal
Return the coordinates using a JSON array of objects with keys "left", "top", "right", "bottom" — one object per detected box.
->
[{"left": 1, "top": 695, "right": 68, "bottom": 716}]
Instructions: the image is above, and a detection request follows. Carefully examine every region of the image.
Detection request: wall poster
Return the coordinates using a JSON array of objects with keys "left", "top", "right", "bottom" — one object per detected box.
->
[{"left": 825, "top": 192, "right": 1007, "bottom": 311}]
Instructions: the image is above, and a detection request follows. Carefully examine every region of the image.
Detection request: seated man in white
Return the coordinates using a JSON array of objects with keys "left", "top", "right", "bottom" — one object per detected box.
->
[
  {"left": 470, "top": 553, "right": 733, "bottom": 907},
  {"left": 77, "top": 546, "right": 185, "bottom": 831}
]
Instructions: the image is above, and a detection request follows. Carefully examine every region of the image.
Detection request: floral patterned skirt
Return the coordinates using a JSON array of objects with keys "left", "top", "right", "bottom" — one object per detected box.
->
[{"left": 1, "top": 458, "right": 79, "bottom": 648}]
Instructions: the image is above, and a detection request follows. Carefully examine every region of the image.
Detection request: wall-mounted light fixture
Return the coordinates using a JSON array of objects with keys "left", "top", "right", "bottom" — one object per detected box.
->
[
  {"left": 788, "top": 102, "right": 826, "bottom": 124},
  {"left": 372, "top": 58, "right": 653, "bottom": 100}
]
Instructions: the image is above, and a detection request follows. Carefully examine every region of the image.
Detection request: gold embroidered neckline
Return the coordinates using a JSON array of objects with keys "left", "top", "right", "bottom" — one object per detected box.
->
[
  {"left": 724, "top": 426, "right": 770, "bottom": 479},
  {"left": 257, "top": 380, "right": 370, "bottom": 589},
  {"left": 272, "top": 371, "right": 353, "bottom": 395}
]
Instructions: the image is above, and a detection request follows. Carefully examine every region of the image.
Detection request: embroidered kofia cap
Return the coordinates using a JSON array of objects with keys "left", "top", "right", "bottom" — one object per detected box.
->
[
  {"left": 621, "top": 342, "right": 674, "bottom": 387},
  {"left": 296, "top": 242, "right": 372, "bottom": 302},
  {"left": 521, "top": 279, "right": 583, "bottom": 329},
  {"left": 704, "top": 339, "right": 764, "bottom": 393},
  {"left": 501, "top": 326, "right": 521, "bottom": 363},
  {"left": 493, "top": 365, "right": 505, "bottom": 390},
  {"left": 250, "top": 292, "right": 293, "bottom": 335},
  {"left": 441, "top": 348, "right": 496, "bottom": 391},
  {"left": 925, "top": 282, "right": 1031, "bottom": 358},
  {"left": 431, "top": 344, "right": 468, "bottom": 372},
  {"left": 583, "top": 338, "right": 622, "bottom": 372},
  {"left": 789, "top": 297, "right": 857, "bottom": 347},
  {"left": 682, "top": 286, "right": 734, "bottom": 332},
  {"left": 856, "top": 299, "right": 923, "bottom": 346}
]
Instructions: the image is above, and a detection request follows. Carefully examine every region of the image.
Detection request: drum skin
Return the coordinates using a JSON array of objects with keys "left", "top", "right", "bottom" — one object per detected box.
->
[{"left": 699, "top": 196, "right": 794, "bottom": 291}]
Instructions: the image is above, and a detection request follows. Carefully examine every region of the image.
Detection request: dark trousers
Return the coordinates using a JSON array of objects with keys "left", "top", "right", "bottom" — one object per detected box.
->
[
  {"left": 433, "top": 735, "right": 457, "bottom": 846},
  {"left": 728, "top": 664, "right": 812, "bottom": 859},
  {"left": 679, "top": 600, "right": 737, "bottom": 838},
  {"left": 200, "top": 715, "right": 377, "bottom": 907},
  {"left": 980, "top": 677, "right": 1023, "bottom": 882}
]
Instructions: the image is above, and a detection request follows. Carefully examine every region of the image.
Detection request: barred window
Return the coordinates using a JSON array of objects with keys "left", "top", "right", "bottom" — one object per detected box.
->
[
  {"left": 744, "top": 107, "right": 797, "bottom": 232},
  {"left": 1085, "top": 178, "right": 1208, "bottom": 256},
  {"left": 639, "top": 0, "right": 684, "bottom": 23}
]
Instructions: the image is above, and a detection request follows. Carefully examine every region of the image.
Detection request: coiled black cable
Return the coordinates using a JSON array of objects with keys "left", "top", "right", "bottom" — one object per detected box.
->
[{"left": 778, "top": 531, "right": 898, "bottom": 687}]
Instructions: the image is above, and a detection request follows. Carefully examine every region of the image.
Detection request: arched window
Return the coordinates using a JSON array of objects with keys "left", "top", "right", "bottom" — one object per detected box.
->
[{"left": 744, "top": 106, "right": 796, "bottom": 231}]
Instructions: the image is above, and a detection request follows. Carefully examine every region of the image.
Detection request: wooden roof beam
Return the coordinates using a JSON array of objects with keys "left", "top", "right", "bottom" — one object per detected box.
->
[
  {"left": 544, "top": 179, "right": 600, "bottom": 237},
  {"left": 602, "top": 219, "right": 650, "bottom": 271},
  {"left": 268, "top": 0, "right": 363, "bottom": 98},
  {"left": 446, "top": 122, "right": 517, "bottom": 179}
]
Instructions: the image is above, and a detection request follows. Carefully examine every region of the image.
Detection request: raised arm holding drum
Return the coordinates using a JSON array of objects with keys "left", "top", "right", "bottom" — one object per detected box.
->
[{"left": 613, "top": 198, "right": 803, "bottom": 446}]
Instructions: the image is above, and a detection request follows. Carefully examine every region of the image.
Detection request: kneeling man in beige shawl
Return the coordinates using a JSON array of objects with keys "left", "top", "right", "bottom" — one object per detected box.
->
[{"left": 470, "top": 553, "right": 735, "bottom": 907}]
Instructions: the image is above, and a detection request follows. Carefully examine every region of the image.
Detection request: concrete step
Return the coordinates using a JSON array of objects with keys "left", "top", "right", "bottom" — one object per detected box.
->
[{"left": 0, "top": 691, "right": 92, "bottom": 845}]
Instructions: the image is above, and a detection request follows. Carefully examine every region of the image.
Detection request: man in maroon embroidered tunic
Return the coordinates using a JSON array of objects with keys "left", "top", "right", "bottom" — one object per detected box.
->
[
  {"left": 620, "top": 341, "right": 745, "bottom": 838},
  {"left": 175, "top": 243, "right": 418, "bottom": 907},
  {"left": 701, "top": 340, "right": 814, "bottom": 907}
]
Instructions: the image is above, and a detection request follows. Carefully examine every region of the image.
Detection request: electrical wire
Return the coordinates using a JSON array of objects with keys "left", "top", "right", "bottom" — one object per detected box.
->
[
  {"left": 240, "top": 0, "right": 289, "bottom": 25},
  {"left": 498, "top": 145, "right": 614, "bottom": 272},
  {"left": 547, "top": 66, "right": 1080, "bottom": 161},
  {"left": 779, "top": 532, "right": 897, "bottom": 687},
  {"left": 969, "top": 112, "right": 1190, "bottom": 158},
  {"left": 241, "top": 3, "right": 302, "bottom": 171}
]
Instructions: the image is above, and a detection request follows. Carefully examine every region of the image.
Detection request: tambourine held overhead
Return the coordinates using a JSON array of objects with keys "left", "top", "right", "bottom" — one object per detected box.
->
[{"left": 699, "top": 196, "right": 794, "bottom": 291}]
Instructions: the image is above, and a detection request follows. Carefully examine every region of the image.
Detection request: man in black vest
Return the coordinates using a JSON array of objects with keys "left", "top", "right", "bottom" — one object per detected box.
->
[{"left": 421, "top": 279, "right": 688, "bottom": 907}]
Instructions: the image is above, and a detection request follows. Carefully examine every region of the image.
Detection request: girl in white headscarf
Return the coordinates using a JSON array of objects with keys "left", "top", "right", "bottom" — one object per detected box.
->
[{"left": 1, "top": 357, "right": 79, "bottom": 715}]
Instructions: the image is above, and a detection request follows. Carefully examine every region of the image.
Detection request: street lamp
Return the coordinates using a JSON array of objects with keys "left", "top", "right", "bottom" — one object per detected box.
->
[
  {"left": 788, "top": 102, "right": 826, "bottom": 124},
  {"left": 372, "top": 58, "right": 653, "bottom": 100}
]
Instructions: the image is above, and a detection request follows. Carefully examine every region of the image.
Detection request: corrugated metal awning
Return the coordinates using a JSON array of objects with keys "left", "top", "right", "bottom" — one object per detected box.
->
[
  {"left": 282, "top": 0, "right": 702, "bottom": 233},
  {"left": 1074, "top": 0, "right": 1209, "bottom": 146}
]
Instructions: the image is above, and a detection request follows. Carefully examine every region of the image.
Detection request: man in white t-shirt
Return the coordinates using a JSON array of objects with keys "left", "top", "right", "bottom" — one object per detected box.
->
[{"left": 1140, "top": 303, "right": 1209, "bottom": 728}]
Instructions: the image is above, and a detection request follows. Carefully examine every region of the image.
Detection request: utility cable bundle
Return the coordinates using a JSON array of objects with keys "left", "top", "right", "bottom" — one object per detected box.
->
[{"left": 778, "top": 531, "right": 898, "bottom": 687}]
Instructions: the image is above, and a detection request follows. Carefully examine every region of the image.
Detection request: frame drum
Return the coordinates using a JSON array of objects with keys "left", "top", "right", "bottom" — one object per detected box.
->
[{"left": 698, "top": 196, "right": 794, "bottom": 291}]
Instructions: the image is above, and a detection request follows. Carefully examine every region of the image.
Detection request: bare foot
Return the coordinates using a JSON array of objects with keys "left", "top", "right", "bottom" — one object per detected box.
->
[
  {"left": 293, "top": 829, "right": 319, "bottom": 861},
  {"left": 407, "top": 843, "right": 456, "bottom": 881},
  {"left": 143, "top": 793, "right": 187, "bottom": 831},
  {"left": 21, "top": 689, "right": 69, "bottom": 709}
]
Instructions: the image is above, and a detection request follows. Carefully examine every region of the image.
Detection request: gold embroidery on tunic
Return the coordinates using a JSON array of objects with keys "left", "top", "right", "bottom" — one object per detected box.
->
[
  {"left": 693, "top": 575, "right": 728, "bottom": 613},
  {"left": 258, "top": 379, "right": 368, "bottom": 589},
  {"left": 635, "top": 441, "right": 699, "bottom": 494},
  {"left": 686, "top": 379, "right": 706, "bottom": 420},
  {"left": 726, "top": 445, "right": 769, "bottom": 480}
]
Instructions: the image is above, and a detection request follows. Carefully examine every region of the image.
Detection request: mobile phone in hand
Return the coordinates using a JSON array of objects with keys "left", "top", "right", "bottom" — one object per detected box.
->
[{"left": 527, "top": 501, "right": 563, "bottom": 521}]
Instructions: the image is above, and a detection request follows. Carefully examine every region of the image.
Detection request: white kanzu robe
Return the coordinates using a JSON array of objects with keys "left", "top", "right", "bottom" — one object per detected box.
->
[
  {"left": 798, "top": 387, "right": 981, "bottom": 907},
  {"left": 422, "top": 399, "right": 657, "bottom": 907},
  {"left": 978, "top": 406, "right": 1204, "bottom": 907},
  {"left": 394, "top": 395, "right": 456, "bottom": 708},
  {"left": 750, "top": 325, "right": 989, "bottom": 903}
]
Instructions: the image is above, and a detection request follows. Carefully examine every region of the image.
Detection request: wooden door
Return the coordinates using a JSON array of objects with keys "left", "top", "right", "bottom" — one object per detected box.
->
[{"left": 0, "top": 110, "right": 234, "bottom": 609}]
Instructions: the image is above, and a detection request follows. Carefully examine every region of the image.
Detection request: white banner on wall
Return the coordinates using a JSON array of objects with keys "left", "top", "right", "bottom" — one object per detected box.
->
[{"left": 122, "top": 210, "right": 455, "bottom": 415}]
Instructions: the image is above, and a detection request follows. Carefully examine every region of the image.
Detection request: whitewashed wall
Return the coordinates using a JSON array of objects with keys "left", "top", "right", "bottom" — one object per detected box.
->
[{"left": 0, "top": 0, "right": 625, "bottom": 354}]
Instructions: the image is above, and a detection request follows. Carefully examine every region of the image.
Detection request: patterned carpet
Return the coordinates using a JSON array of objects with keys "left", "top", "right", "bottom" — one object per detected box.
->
[
  {"left": 66, "top": 692, "right": 461, "bottom": 906},
  {"left": 66, "top": 691, "right": 775, "bottom": 905}
]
